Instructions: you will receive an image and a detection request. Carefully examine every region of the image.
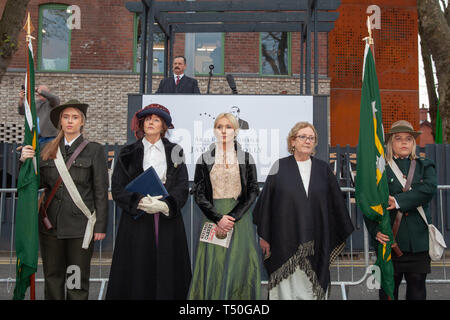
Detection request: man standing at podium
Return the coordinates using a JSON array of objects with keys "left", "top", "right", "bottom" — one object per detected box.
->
[{"left": 156, "top": 56, "right": 200, "bottom": 94}]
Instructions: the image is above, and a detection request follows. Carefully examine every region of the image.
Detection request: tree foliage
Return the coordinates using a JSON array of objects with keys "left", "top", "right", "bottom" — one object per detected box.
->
[{"left": 0, "top": 0, "right": 30, "bottom": 83}]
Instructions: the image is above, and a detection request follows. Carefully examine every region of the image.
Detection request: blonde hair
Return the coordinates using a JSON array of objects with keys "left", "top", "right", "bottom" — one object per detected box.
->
[
  {"left": 385, "top": 133, "right": 418, "bottom": 161},
  {"left": 287, "top": 122, "right": 318, "bottom": 155},
  {"left": 41, "top": 107, "right": 86, "bottom": 160},
  {"left": 214, "top": 113, "right": 239, "bottom": 137}
]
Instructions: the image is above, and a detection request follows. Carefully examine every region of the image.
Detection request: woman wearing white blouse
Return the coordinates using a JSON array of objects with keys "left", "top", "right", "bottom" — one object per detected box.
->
[
  {"left": 106, "top": 104, "right": 191, "bottom": 299},
  {"left": 253, "top": 122, "right": 354, "bottom": 300}
]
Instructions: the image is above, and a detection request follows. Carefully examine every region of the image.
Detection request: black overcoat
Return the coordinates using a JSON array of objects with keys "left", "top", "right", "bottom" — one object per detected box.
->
[{"left": 105, "top": 137, "right": 191, "bottom": 300}]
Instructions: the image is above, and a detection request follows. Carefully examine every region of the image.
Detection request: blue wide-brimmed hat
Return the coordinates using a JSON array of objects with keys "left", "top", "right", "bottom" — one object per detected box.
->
[
  {"left": 135, "top": 104, "right": 174, "bottom": 129},
  {"left": 131, "top": 103, "right": 174, "bottom": 139}
]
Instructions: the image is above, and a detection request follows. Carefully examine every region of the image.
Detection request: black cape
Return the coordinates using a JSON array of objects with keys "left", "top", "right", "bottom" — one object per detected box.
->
[
  {"left": 105, "top": 138, "right": 191, "bottom": 299},
  {"left": 253, "top": 156, "right": 354, "bottom": 299}
]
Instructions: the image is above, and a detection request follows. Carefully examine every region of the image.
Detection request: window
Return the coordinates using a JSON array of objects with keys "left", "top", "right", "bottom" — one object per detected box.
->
[
  {"left": 38, "top": 4, "right": 71, "bottom": 71},
  {"left": 134, "top": 14, "right": 165, "bottom": 73},
  {"left": 260, "top": 32, "right": 291, "bottom": 76},
  {"left": 194, "top": 33, "right": 224, "bottom": 75}
]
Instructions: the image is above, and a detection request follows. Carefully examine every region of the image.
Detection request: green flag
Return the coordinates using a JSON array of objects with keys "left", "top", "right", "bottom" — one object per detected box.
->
[
  {"left": 435, "top": 100, "right": 443, "bottom": 144},
  {"left": 13, "top": 37, "right": 40, "bottom": 300},
  {"left": 355, "top": 43, "right": 394, "bottom": 299}
]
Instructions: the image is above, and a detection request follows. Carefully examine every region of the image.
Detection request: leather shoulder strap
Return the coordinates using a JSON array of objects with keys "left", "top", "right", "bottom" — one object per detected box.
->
[
  {"left": 42, "top": 140, "right": 90, "bottom": 211},
  {"left": 390, "top": 159, "right": 416, "bottom": 258},
  {"left": 403, "top": 159, "right": 416, "bottom": 192}
]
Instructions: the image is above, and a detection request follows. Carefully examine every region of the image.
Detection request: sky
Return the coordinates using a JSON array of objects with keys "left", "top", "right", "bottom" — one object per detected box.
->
[{"left": 418, "top": 0, "right": 447, "bottom": 113}]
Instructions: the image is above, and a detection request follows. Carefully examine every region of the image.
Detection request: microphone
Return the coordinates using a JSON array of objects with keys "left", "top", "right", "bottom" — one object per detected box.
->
[
  {"left": 226, "top": 74, "right": 238, "bottom": 94},
  {"left": 207, "top": 65, "right": 214, "bottom": 94}
]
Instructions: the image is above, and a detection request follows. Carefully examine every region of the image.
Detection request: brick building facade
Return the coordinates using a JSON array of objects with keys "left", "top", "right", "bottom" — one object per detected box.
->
[{"left": 0, "top": 0, "right": 418, "bottom": 146}]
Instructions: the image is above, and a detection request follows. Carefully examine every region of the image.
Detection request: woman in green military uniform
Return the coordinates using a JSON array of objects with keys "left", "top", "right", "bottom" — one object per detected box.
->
[
  {"left": 365, "top": 120, "right": 437, "bottom": 300},
  {"left": 20, "top": 100, "right": 109, "bottom": 299}
]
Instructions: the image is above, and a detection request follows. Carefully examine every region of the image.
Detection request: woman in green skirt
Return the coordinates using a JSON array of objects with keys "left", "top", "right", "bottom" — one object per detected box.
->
[{"left": 189, "top": 112, "right": 262, "bottom": 300}]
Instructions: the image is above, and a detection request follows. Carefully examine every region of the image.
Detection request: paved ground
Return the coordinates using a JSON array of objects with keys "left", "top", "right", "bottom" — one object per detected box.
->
[{"left": 1, "top": 253, "right": 449, "bottom": 300}]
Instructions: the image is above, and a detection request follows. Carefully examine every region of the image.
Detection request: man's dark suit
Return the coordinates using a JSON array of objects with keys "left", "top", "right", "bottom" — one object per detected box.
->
[
  {"left": 238, "top": 118, "right": 249, "bottom": 130},
  {"left": 156, "top": 75, "right": 200, "bottom": 94}
]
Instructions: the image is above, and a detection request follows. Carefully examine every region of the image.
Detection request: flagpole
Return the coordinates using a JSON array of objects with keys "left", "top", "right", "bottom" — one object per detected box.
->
[
  {"left": 24, "top": 12, "right": 36, "bottom": 301},
  {"left": 356, "top": 14, "right": 395, "bottom": 300},
  {"left": 365, "top": 14, "right": 392, "bottom": 300},
  {"left": 364, "top": 16, "right": 375, "bottom": 61}
]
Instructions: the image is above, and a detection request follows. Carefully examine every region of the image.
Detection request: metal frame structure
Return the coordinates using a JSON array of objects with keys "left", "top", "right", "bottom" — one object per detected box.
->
[{"left": 125, "top": 0, "right": 341, "bottom": 94}]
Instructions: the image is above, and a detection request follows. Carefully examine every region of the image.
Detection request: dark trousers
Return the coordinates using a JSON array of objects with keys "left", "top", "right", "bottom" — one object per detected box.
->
[
  {"left": 379, "top": 271, "right": 427, "bottom": 300},
  {"left": 39, "top": 233, "right": 94, "bottom": 300}
]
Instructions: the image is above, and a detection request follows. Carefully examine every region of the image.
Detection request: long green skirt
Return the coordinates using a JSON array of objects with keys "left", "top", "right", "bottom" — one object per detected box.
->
[{"left": 188, "top": 198, "right": 262, "bottom": 300}]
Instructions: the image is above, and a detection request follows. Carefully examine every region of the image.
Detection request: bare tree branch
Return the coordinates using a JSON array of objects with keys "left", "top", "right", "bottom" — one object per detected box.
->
[
  {"left": 418, "top": 30, "right": 438, "bottom": 140},
  {"left": 0, "top": 0, "right": 31, "bottom": 83},
  {"left": 418, "top": 0, "right": 450, "bottom": 142},
  {"left": 261, "top": 43, "right": 280, "bottom": 74}
]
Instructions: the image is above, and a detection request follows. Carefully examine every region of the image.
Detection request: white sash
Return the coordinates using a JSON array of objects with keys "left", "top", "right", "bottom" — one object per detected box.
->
[
  {"left": 388, "top": 160, "right": 446, "bottom": 260},
  {"left": 388, "top": 160, "right": 426, "bottom": 221},
  {"left": 55, "top": 146, "right": 96, "bottom": 249}
]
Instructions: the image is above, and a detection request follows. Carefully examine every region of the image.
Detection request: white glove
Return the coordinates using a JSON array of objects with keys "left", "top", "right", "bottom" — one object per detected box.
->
[{"left": 137, "top": 195, "right": 169, "bottom": 216}]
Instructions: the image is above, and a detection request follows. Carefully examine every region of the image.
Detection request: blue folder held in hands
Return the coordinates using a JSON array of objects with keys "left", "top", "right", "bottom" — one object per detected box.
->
[
  {"left": 125, "top": 166, "right": 169, "bottom": 198},
  {"left": 125, "top": 166, "right": 169, "bottom": 220}
]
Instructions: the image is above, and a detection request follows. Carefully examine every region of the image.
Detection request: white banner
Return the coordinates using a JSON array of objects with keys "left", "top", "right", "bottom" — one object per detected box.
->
[{"left": 142, "top": 94, "right": 313, "bottom": 182}]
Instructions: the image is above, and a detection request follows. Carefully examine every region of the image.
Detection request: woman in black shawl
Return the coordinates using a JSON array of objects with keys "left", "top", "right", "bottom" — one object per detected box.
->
[{"left": 253, "top": 122, "right": 354, "bottom": 300}]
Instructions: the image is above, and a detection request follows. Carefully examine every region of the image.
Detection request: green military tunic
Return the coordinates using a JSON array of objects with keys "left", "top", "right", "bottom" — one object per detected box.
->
[
  {"left": 387, "top": 157, "right": 437, "bottom": 253},
  {"left": 364, "top": 157, "right": 437, "bottom": 253},
  {"left": 38, "top": 135, "right": 109, "bottom": 299}
]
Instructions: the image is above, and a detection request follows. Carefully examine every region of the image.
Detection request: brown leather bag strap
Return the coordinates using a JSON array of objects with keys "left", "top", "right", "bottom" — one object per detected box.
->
[
  {"left": 391, "top": 159, "right": 417, "bottom": 257},
  {"left": 391, "top": 210, "right": 404, "bottom": 257},
  {"left": 403, "top": 159, "right": 416, "bottom": 192},
  {"left": 41, "top": 140, "right": 90, "bottom": 213},
  {"left": 392, "top": 212, "right": 403, "bottom": 238}
]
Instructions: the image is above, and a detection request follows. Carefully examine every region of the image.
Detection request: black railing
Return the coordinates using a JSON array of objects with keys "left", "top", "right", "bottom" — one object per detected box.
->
[{"left": 1, "top": 142, "right": 449, "bottom": 252}]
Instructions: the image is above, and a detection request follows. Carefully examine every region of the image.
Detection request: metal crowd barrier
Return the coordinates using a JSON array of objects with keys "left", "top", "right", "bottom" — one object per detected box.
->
[
  {"left": 0, "top": 187, "right": 110, "bottom": 300},
  {"left": 0, "top": 185, "right": 449, "bottom": 300},
  {"left": 331, "top": 185, "right": 450, "bottom": 300}
]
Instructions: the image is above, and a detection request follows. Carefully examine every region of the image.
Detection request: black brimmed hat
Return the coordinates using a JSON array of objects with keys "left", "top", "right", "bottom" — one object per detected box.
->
[{"left": 50, "top": 99, "right": 89, "bottom": 128}]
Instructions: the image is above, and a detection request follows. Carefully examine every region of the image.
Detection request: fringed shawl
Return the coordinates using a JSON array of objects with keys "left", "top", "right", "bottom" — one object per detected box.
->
[{"left": 253, "top": 156, "right": 354, "bottom": 299}]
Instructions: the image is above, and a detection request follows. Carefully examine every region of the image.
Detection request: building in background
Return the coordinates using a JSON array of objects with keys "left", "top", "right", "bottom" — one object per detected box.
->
[
  {"left": 419, "top": 106, "right": 435, "bottom": 147},
  {"left": 0, "top": 0, "right": 419, "bottom": 147}
]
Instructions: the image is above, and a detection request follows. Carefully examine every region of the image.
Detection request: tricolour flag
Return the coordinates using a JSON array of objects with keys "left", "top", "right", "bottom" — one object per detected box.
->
[
  {"left": 355, "top": 43, "right": 394, "bottom": 299},
  {"left": 13, "top": 26, "right": 40, "bottom": 300}
]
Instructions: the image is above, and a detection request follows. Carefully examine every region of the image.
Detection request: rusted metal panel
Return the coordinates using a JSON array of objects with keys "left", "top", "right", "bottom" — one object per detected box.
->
[{"left": 329, "top": 0, "right": 419, "bottom": 146}]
